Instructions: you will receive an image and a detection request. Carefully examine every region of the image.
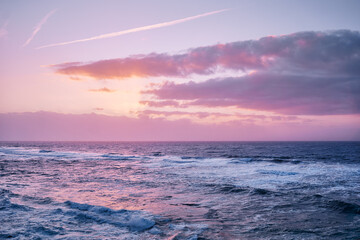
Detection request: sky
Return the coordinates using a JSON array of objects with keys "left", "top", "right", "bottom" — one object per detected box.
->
[{"left": 0, "top": 0, "right": 359, "bottom": 141}]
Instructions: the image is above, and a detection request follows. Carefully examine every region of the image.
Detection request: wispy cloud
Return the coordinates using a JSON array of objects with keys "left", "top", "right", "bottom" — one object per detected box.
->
[
  {"left": 0, "top": 20, "right": 9, "bottom": 39},
  {"left": 140, "top": 100, "right": 184, "bottom": 108},
  {"left": 37, "top": 9, "right": 229, "bottom": 49},
  {"left": 23, "top": 9, "right": 56, "bottom": 47},
  {"left": 138, "top": 109, "right": 301, "bottom": 122},
  {"left": 88, "top": 87, "right": 116, "bottom": 93}
]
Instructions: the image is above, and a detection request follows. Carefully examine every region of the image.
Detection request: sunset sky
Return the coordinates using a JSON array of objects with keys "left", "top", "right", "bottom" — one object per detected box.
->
[{"left": 0, "top": 0, "right": 359, "bottom": 141}]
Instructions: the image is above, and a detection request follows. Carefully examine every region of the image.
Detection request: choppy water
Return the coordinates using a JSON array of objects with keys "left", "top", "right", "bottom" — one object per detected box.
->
[{"left": 0, "top": 141, "right": 359, "bottom": 239}]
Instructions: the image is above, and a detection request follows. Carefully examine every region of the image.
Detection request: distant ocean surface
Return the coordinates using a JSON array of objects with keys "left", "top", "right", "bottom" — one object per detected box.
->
[{"left": 0, "top": 141, "right": 359, "bottom": 239}]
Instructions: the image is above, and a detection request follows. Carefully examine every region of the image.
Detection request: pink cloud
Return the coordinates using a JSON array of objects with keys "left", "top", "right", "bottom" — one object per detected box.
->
[
  {"left": 88, "top": 87, "right": 116, "bottom": 93},
  {"left": 50, "top": 30, "right": 360, "bottom": 115},
  {"left": 139, "top": 100, "right": 183, "bottom": 108},
  {"left": 51, "top": 30, "right": 360, "bottom": 80}
]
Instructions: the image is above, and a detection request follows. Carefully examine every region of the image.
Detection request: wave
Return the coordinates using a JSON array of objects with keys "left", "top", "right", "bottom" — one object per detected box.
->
[
  {"left": 39, "top": 149, "right": 54, "bottom": 153},
  {"left": 301, "top": 194, "right": 360, "bottom": 215},
  {"left": 0, "top": 188, "right": 207, "bottom": 239},
  {"left": 229, "top": 158, "right": 253, "bottom": 163},
  {"left": 229, "top": 157, "right": 302, "bottom": 164},
  {"left": 257, "top": 170, "right": 298, "bottom": 176},
  {"left": 210, "top": 184, "right": 274, "bottom": 196},
  {"left": 0, "top": 188, "right": 158, "bottom": 239},
  {"left": 152, "top": 151, "right": 164, "bottom": 156},
  {"left": 163, "top": 158, "right": 197, "bottom": 164},
  {"left": 327, "top": 200, "right": 360, "bottom": 214},
  {"left": 181, "top": 156, "right": 204, "bottom": 160},
  {"left": 218, "top": 184, "right": 249, "bottom": 194},
  {"left": 101, "top": 154, "right": 137, "bottom": 161},
  {"left": 64, "top": 201, "right": 155, "bottom": 231}
]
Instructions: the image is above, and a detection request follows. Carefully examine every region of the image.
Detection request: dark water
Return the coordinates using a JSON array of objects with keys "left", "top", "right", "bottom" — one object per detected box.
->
[{"left": 0, "top": 141, "right": 359, "bottom": 239}]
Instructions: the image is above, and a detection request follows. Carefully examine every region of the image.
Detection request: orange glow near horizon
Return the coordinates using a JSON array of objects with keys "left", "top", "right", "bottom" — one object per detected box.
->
[{"left": 0, "top": 1, "right": 359, "bottom": 140}]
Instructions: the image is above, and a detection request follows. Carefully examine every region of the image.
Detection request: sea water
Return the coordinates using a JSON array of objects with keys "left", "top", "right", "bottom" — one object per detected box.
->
[{"left": 0, "top": 141, "right": 359, "bottom": 239}]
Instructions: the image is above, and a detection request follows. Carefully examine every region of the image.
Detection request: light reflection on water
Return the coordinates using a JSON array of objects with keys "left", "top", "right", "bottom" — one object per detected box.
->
[{"left": 1, "top": 142, "right": 360, "bottom": 239}]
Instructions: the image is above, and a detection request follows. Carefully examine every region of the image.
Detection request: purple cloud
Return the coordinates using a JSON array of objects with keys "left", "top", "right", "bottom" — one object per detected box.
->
[
  {"left": 139, "top": 100, "right": 183, "bottom": 108},
  {"left": 51, "top": 30, "right": 360, "bottom": 80},
  {"left": 144, "top": 73, "right": 359, "bottom": 115},
  {"left": 50, "top": 30, "right": 360, "bottom": 115}
]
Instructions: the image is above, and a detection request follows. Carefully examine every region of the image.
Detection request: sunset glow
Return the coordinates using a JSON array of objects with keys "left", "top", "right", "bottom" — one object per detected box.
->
[
  {"left": 0, "top": 0, "right": 359, "bottom": 140},
  {"left": 1, "top": 2, "right": 360, "bottom": 239}
]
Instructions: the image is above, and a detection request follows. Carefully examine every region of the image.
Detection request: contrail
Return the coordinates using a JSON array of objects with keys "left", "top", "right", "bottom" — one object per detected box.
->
[
  {"left": 23, "top": 9, "right": 57, "bottom": 47},
  {"left": 37, "top": 9, "right": 229, "bottom": 49}
]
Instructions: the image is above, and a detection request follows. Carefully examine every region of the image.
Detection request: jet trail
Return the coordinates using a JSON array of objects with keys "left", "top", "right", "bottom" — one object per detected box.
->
[
  {"left": 37, "top": 9, "right": 229, "bottom": 49},
  {"left": 23, "top": 9, "right": 57, "bottom": 47}
]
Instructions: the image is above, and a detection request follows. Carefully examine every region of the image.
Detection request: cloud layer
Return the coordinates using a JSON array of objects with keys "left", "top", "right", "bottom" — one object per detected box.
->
[
  {"left": 53, "top": 30, "right": 360, "bottom": 79},
  {"left": 1, "top": 112, "right": 358, "bottom": 141},
  {"left": 138, "top": 109, "right": 301, "bottom": 122},
  {"left": 145, "top": 73, "right": 359, "bottom": 115},
  {"left": 52, "top": 30, "right": 360, "bottom": 115}
]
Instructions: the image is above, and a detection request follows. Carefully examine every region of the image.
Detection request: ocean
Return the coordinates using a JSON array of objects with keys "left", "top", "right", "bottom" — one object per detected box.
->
[{"left": 0, "top": 141, "right": 359, "bottom": 239}]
